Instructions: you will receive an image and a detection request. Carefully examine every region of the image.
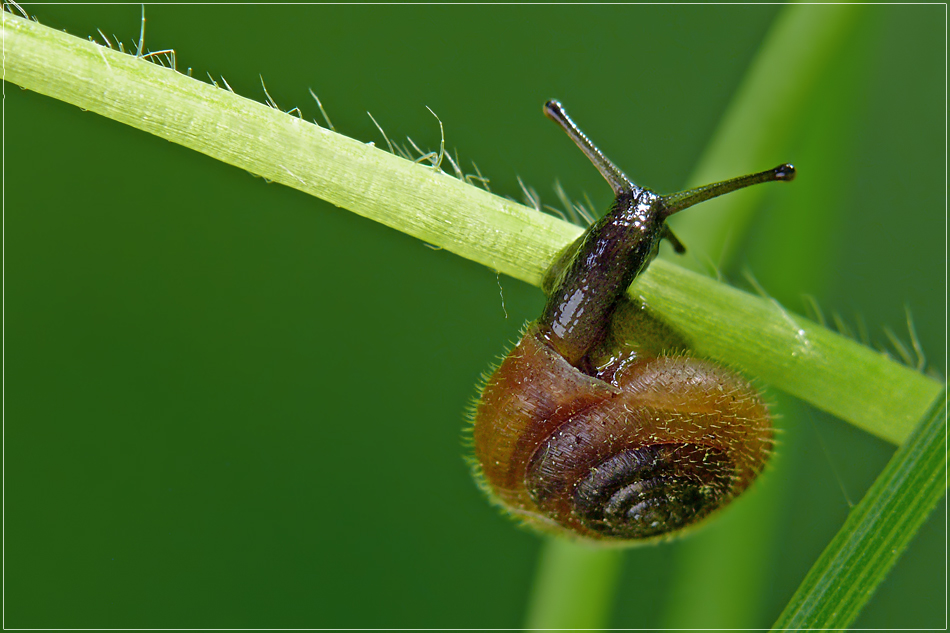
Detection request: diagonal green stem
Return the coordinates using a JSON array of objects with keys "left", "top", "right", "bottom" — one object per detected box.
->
[
  {"left": 772, "top": 388, "right": 948, "bottom": 631},
  {"left": 3, "top": 10, "right": 939, "bottom": 447},
  {"left": 668, "top": 4, "right": 862, "bottom": 272}
]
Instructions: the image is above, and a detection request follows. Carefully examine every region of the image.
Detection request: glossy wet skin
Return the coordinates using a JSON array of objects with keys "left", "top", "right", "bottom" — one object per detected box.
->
[
  {"left": 539, "top": 189, "right": 663, "bottom": 367},
  {"left": 537, "top": 100, "right": 793, "bottom": 371}
]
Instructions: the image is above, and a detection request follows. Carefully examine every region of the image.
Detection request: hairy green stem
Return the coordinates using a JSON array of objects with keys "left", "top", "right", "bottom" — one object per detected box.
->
[
  {"left": 4, "top": 11, "right": 940, "bottom": 447},
  {"left": 2, "top": 10, "right": 565, "bottom": 285}
]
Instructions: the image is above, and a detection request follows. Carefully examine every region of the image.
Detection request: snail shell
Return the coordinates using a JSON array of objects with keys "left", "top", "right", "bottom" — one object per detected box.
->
[
  {"left": 474, "top": 322, "right": 771, "bottom": 541},
  {"left": 470, "top": 101, "right": 793, "bottom": 543}
]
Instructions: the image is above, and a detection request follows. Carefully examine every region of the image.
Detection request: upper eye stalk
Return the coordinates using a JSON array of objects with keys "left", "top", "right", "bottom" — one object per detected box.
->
[{"left": 543, "top": 99, "right": 795, "bottom": 253}]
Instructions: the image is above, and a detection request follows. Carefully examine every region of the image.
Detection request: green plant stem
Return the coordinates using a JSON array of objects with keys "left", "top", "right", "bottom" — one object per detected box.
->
[
  {"left": 772, "top": 388, "right": 948, "bottom": 631},
  {"left": 523, "top": 539, "right": 623, "bottom": 630},
  {"left": 1, "top": 11, "right": 570, "bottom": 287},
  {"left": 635, "top": 264, "right": 938, "bottom": 445},
  {"left": 4, "top": 10, "right": 940, "bottom": 447},
  {"left": 669, "top": 4, "right": 860, "bottom": 271}
]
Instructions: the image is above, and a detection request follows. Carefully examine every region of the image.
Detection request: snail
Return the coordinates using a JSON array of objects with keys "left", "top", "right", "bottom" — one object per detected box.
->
[{"left": 471, "top": 100, "right": 795, "bottom": 544}]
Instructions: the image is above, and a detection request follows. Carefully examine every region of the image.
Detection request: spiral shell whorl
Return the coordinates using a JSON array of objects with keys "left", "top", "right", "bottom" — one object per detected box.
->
[{"left": 567, "top": 444, "right": 732, "bottom": 539}]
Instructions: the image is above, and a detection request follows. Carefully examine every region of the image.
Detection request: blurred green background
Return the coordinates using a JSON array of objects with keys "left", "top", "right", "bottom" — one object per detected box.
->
[{"left": 6, "top": 4, "right": 945, "bottom": 628}]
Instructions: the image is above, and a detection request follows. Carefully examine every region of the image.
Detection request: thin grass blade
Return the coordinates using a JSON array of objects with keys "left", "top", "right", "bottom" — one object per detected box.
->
[{"left": 772, "top": 388, "right": 947, "bottom": 630}]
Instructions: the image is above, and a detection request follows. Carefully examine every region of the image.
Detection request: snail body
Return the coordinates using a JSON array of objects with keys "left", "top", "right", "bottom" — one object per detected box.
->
[{"left": 471, "top": 101, "right": 795, "bottom": 544}]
